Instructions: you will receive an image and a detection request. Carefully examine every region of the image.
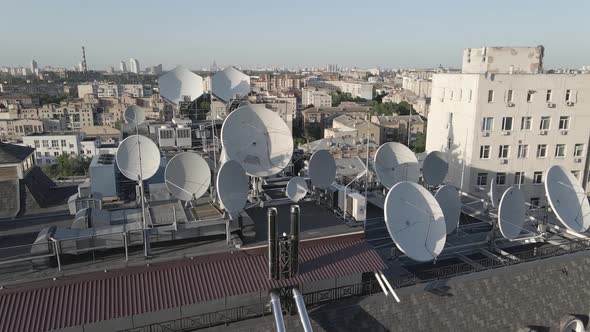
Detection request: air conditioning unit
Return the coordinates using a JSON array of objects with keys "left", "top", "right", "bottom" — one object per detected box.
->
[
  {"left": 482, "top": 131, "right": 490, "bottom": 137},
  {"left": 540, "top": 130, "right": 548, "bottom": 135},
  {"left": 502, "top": 131, "right": 511, "bottom": 136},
  {"left": 500, "top": 159, "right": 508, "bottom": 164},
  {"left": 547, "top": 102, "right": 556, "bottom": 108},
  {"left": 507, "top": 102, "right": 515, "bottom": 107},
  {"left": 574, "top": 158, "right": 583, "bottom": 163},
  {"left": 567, "top": 101, "right": 575, "bottom": 106},
  {"left": 561, "top": 130, "right": 568, "bottom": 135}
]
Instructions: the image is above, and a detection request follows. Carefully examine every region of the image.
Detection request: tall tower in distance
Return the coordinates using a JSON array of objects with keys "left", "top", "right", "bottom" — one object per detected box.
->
[
  {"left": 30, "top": 60, "right": 38, "bottom": 74},
  {"left": 81, "top": 46, "right": 88, "bottom": 76},
  {"left": 119, "top": 61, "right": 127, "bottom": 73},
  {"left": 130, "top": 58, "right": 140, "bottom": 74}
]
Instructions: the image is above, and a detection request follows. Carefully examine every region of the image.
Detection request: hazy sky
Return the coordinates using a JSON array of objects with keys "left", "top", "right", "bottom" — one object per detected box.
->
[{"left": 2, "top": 0, "right": 589, "bottom": 70}]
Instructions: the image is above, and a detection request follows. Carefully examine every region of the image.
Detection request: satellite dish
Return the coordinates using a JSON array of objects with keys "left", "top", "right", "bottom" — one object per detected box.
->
[
  {"left": 308, "top": 149, "right": 336, "bottom": 189},
  {"left": 164, "top": 152, "right": 211, "bottom": 201},
  {"left": 216, "top": 160, "right": 249, "bottom": 213},
  {"left": 489, "top": 177, "right": 500, "bottom": 208},
  {"left": 374, "top": 142, "right": 420, "bottom": 189},
  {"left": 221, "top": 104, "right": 293, "bottom": 177},
  {"left": 124, "top": 105, "right": 145, "bottom": 127},
  {"left": 158, "top": 66, "right": 204, "bottom": 106},
  {"left": 286, "top": 177, "right": 308, "bottom": 202},
  {"left": 498, "top": 186, "right": 526, "bottom": 240},
  {"left": 545, "top": 165, "right": 590, "bottom": 232},
  {"left": 211, "top": 66, "right": 251, "bottom": 103},
  {"left": 434, "top": 185, "right": 461, "bottom": 234},
  {"left": 423, "top": 151, "right": 448, "bottom": 186},
  {"left": 384, "top": 181, "right": 446, "bottom": 262},
  {"left": 116, "top": 135, "right": 160, "bottom": 181}
]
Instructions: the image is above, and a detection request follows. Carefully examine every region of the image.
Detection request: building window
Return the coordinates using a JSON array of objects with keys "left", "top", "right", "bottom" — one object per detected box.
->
[
  {"left": 44, "top": 152, "right": 50, "bottom": 156},
  {"left": 507, "top": 90, "right": 514, "bottom": 102},
  {"left": 501, "top": 117, "right": 513, "bottom": 131},
  {"left": 36, "top": 151, "right": 42, "bottom": 158},
  {"left": 555, "top": 144, "right": 566, "bottom": 158},
  {"left": 526, "top": 90, "right": 534, "bottom": 103},
  {"left": 537, "top": 144, "right": 547, "bottom": 158},
  {"left": 533, "top": 171, "right": 543, "bottom": 184},
  {"left": 34, "top": 140, "right": 40, "bottom": 148},
  {"left": 449, "top": 90, "right": 454, "bottom": 100},
  {"left": 517, "top": 144, "right": 529, "bottom": 159},
  {"left": 498, "top": 145, "right": 510, "bottom": 159},
  {"left": 530, "top": 197, "right": 540, "bottom": 208},
  {"left": 70, "top": 144, "right": 74, "bottom": 148},
  {"left": 565, "top": 89, "right": 571, "bottom": 101},
  {"left": 477, "top": 173, "right": 488, "bottom": 186},
  {"left": 480, "top": 145, "right": 491, "bottom": 159},
  {"left": 521, "top": 116, "right": 532, "bottom": 130},
  {"left": 42, "top": 140, "right": 49, "bottom": 148},
  {"left": 61, "top": 139, "right": 66, "bottom": 147},
  {"left": 447, "top": 137, "right": 453, "bottom": 149},
  {"left": 559, "top": 116, "right": 570, "bottom": 130},
  {"left": 468, "top": 89, "right": 473, "bottom": 102},
  {"left": 51, "top": 140, "right": 58, "bottom": 147},
  {"left": 488, "top": 90, "right": 494, "bottom": 103},
  {"left": 572, "top": 170, "right": 581, "bottom": 179},
  {"left": 574, "top": 144, "right": 584, "bottom": 157},
  {"left": 496, "top": 172, "right": 506, "bottom": 185},
  {"left": 540, "top": 116, "right": 551, "bottom": 130},
  {"left": 546, "top": 89, "right": 552, "bottom": 102},
  {"left": 515, "top": 172, "right": 525, "bottom": 185},
  {"left": 54, "top": 152, "right": 59, "bottom": 156},
  {"left": 482, "top": 117, "right": 493, "bottom": 131}
]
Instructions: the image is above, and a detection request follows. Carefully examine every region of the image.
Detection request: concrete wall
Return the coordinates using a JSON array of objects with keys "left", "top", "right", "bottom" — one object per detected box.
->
[{"left": 0, "top": 179, "right": 19, "bottom": 218}]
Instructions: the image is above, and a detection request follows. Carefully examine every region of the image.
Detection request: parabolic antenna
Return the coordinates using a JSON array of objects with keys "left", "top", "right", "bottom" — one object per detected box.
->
[
  {"left": 124, "top": 105, "right": 145, "bottom": 127},
  {"left": 308, "top": 149, "right": 336, "bottom": 189},
  {"left": 384, "top": 181, "right": 446, "bottom": 262},
  {"left": 489, "top": 177, "right": 500, "bottom": 208},
  {"left": 498, "top": 186, "right": 526, "bottom": 240},
  {"left": 211, "top": 66, "right": 251, "bottom": 103},
  {"left": 374, "top": 142, "right": 420, "bottom": 189},
  {"left": 158, "top": 66, "right": 204, "bottom": 106},
  {"left": 434, "top": 185, "right": 461, "bottom": 234},
  {"left": 116, "top": 135, "right": 161, "bottom": 181},
  {"left": 545, "top": 165, "right": 590, "bottom": 232},
  {"left": 221, "top": 104, "right": 293, "bottom": 177},
  {"left": 164, "top": 152, "right": 211, "bottom": 201},
  {"left": 423, "top": 151, "right": 448, "bottom": 186},
  {"left": 286, "top": 177, "right": 308, "bottom": 202},
  {"left": 216, "top": 160, "right": 249, "bottom": 213}
]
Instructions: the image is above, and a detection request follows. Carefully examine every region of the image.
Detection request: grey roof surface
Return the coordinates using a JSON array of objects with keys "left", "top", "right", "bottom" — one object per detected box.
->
[{"left": 0, "top": 143, "right": 34, "bottom": 164}]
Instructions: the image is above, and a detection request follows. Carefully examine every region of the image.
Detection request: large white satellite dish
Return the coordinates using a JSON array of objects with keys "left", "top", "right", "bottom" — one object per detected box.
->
[
  {"left": 124, "top": 105, "right": 145, "bottom": 127},
  {"left": 211, "top": 66, "right": 251, "bottom": 103},
  {"left": 489, "top": 177, "right": 501, "bottom": 208},
  {"left": 423, "top": 151, "right": 448, "bottom": 186},
  {"left": 498, "top": 186, "right": 526, "bottom": 240},
  {"left": 286, "top": 177, "right": 308, "bottom": 202},
  {"left": 164, "top": 152, "right": 211, "bottom": 201},
  {"left": 221, "top": 104, "right": 293, "bottom": 177},
  {"left": 308, "top": 150, "right": 336, "bottom": 189},
  {"left": 374, "top": 142, "right": 420, "bottom": 189},
  {"left": 434, "top": 185, "right": 461, "bottom": 234},
  {"left": 217, "top": 160, "right": 249, "bottom": 213},
  {"left": 116, "top": 135, "right": 161, "bottom": 181},
  {"left": 158, "top": 66, "right": 204, "bottom": 106},
  {"left": 384, "top": 181, "right": 446, "bottom": 262},
  {"left": 545, "top": 165, "right": 590, "bottom": 232}
]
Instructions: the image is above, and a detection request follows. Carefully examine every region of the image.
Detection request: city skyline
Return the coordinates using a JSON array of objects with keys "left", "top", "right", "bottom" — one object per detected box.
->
[{"left": 2, "top": 0, "right": 590, "bottom": 70}]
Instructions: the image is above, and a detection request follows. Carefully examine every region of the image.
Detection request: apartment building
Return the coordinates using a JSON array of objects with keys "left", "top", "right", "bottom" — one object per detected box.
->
[
  {"left": 22, "top": 132, "right": 100, "bottom": 165},
  {"left": 307, "top": 80, "right": 373, "bottom": 100},
  {"left": 426, "top": 46, "right": 590, "bottom": 204},
  {"left": 302, "top": 87, "right": 332, "bottom": 107}
]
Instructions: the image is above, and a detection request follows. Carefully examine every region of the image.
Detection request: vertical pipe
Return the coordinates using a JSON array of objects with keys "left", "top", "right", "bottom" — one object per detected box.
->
[
  {"left": 290, "top": 205, "right": 300, "bottom": 277},
  {"left": 53, "top": 240, "right": 61, "bottom": 272},
  {"left": 292, "top": 288, "right": 313, "bottom": 332},
  {"left": 270, "top": 292, "right": 286, "bottom": 332},
  {"left": 268, "top": 207, "right": 278, "bottom": 280},
  {"left": 123, "top": 232, "right": 129, "bottom": 262}
]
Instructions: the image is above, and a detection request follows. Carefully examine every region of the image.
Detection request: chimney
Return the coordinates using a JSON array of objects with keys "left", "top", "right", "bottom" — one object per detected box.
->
[
  {"left": 289, "top": 205, "right": 300, "bottom": 276},
  {"left": 268, "top": 207, "right": 278, "bottom": 279}
]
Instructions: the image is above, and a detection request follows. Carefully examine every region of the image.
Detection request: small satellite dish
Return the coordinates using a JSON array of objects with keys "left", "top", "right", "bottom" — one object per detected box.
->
[
  {"left": 116, "top": 135, "right": 161, "bottom": 181},
  {"left": 211, "top": 66, "right": 251, "bottom": 103},
  {"left": 308, "top": 150, "right": 336, "bottom": 189},
  {"left": 498, "top": 186, "right": 526, "bottom": 240},
  {"left": 374, "top": 142, "right": 420, "bottom": 189},
  {"left": 158, "top": 66, "right": 204, "bottom": 106},
  {"left": 423, "top": 151, "right": 448, "bottom": 186},
  {"left": 489, "top": 177, "right": 501, "bottom": 208},
  {"left": 164, "top": 152, "right": 211, "bottom": 201},
  {"left": 434, "top": 185, "right": 461, "bottom": 234},
  {"left": 384, "top": 181, "right": 446, "bottom": 262},
  {"left": 286, "top": 177, "right": 308, "bottom": 202},
  {"left": 217, "top": 160, "right": 249, "bottom": 213},
  {"left": 545, "top": 165, "right": 590, "bottom": 232},
  {"left": 221, "top": 104, "right": 293, "bottom": 177},
  {"left": 124, "top": 105, "right": 145, "bottom": 127}
]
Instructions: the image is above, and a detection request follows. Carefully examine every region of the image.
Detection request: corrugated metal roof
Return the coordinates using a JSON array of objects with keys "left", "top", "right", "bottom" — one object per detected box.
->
[{"left": 0, "top": 235, "right": 385, "bottom": 332}]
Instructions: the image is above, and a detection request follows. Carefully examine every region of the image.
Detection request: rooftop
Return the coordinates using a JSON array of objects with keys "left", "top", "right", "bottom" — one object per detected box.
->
[{"left": 0, "top": 142, "right": 34, "bottom": 164}]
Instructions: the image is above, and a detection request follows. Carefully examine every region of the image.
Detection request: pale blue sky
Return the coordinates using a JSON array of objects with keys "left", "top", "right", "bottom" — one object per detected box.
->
[{"left": 2, "top": 0, "right": 589, "bottom": 70}]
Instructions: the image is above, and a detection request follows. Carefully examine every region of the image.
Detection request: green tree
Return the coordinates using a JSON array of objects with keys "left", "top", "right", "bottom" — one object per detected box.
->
[
  {"left": 42, "top": 154, "right": 91, "bottom": 178},
  {"left": 412, "top": 131, "right": 426, "bottom": 153},
  {"left": 331, "top": 91, "right": 366, "bottom": 106}
]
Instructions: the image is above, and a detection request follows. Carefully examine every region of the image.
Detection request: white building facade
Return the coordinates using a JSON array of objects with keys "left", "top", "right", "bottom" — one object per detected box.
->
[{"left": 23, "top": 133, "right": 100, "bottom": 165}]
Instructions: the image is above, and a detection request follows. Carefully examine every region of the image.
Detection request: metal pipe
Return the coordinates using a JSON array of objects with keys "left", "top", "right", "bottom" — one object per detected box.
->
[
  {"left": 268, "top": 207, "right": 278, "bottom": 280},
  {"left": 379, "top": 271, "right": 400, "bottom": 303},
  {"left": 52, "top": 239, "right": 61, "bottom": 272},
  {"left": 123, "top": 232, "right": 129, "bottom": 262},
  {"left": 290, "top": 205, "right": 300, "bottom": 277},
  {"left": 270, "top": 292, "right": 286, "bottom": 332},
  {"left": 373, "top": 272, "right": 388, "bottom": 296},
  {"left": 292, "top": 288, "right": 313, "bottom": 332}
]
